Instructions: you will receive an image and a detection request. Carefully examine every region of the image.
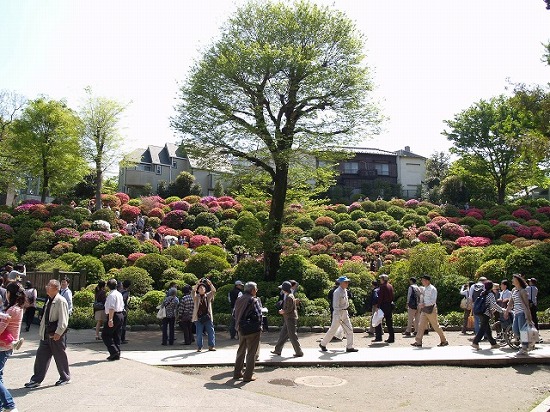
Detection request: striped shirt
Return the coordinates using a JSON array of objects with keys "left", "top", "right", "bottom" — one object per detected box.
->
[
  {"left": 511, "top": 288, "right": 527, "bottom": 315},
  {"left": 482, "top": 292, "right": 503, "bottom": 317}
]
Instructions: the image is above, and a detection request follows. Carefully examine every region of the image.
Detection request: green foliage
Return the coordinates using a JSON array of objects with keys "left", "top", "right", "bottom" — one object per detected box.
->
[
  {"left": 492, "top": 223, "right": 516, "bottom": 238},
  {"left": 233, "top": 258, "right": 264, "bottom": 283},
  {"left": 100, "top": 253, "right": 127, "bottom": 271},
  {"left": 212, "top": 284, "right": 233, "bottom": 315},
  {"left": 408, "top": 243, "right": 447, "bottom": 278},
  {"left": 214, "top": 226, "right": 234, "bottom": 243},
  {"left": 68, "top": 307, "right": 96, "bottom": 329},
  {"left": 72, "top": 290, "right": 95, "bottom": 308},
  {"left": 309, "top": 254, "right": 339, "bottom": 278},
  {"left": 337, "top": 229, "right": 357, "bottom": 243},
  {"left": 117, "top": 266, "right": 154, "bottom": 296},
  {"left": 470, "top": 224, "right": 494, "bottom": 239},
  {"left": 57, "top": 252, "right": 83, "bottom": 266},
  {"left": 505, "top": 243, "right": 550, "bottom": 295},
  {"left": 162, "top": 245, "right": 191, "bottom": 261},
  {"left": 140, "top": 290, "right": 166, "bottom": 313},
  {"left": 195, "top": 245, "right": 227, "bottom": 258},
  {"left": 103, "top": 236, "right": 141, "bottom": 257},
  {"left": 90, "top": 208, "right": 117, "bottom": 227},
  {"left": 37, "top": 259, "right": 71, "bottom": 272},
  {"left": 276, "top": 254, "right": 310, "bottom": 284},
  {"left": 184, "top": 253, "right": 231, "bottom": 278},
  {"left": 233, "top": 213, "right": 262, "bottom": 252},
  {"left": 293, "top": 216, "right": 315, "bottom": 231},
  {"left": 127, "top": 308, "right": 158, "bottom": 326},
  {"left": 134, "top": 254, "right": 171, "bottom": 288},
  {"left": 72, "top": 255, "right": 105, "bottom": 284},
  {"left": 333, "top": 220, "right": 361, "bottom": 234},
  {"left": 475, "top": 259, "right": 506, "bottom": 280},
  {"left": 194, "top": 212, "right": 219, "bottom": 229},
  {"left": 449, "top": 247, "right": 484, "bottom": 279},
  {"left": 21, "top": 251, "right": 51, "bottom": 270},
  {"left": 482, "top": 243, "right": 516, "bottom": 262},
  {"left": 301, "top": 266, "right": 331, "bottom": 299},
  {"left": 308, "top": 226, "right": 332, "bottom": 240}
]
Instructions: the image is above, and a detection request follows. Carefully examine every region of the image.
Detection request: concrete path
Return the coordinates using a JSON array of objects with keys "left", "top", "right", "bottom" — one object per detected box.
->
[{"left": 123, "top": 344, "right": 550, "bottom": 367}]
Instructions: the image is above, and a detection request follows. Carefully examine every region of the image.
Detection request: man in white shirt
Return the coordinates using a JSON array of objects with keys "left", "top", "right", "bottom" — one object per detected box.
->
[
  {"left": 319, "top": 276, "right": 358, "bottom": 352},
  {"left": 59, "top": 278, "right": 73, "bottom": 316},
  {"left": 102, "top": 279, "right": 125, "bottom": 361},
  {"left": 411, "top": 275, "right": 448, "bottom": 348}
]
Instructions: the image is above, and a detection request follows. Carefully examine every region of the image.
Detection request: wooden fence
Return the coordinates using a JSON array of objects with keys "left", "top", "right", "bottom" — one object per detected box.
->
[{"left": 25, "top": 269, "right": 87, "bottom": 298}]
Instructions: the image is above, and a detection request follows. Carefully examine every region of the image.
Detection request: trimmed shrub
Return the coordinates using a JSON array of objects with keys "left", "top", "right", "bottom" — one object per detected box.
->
[
  {"left": 194, "top": 212, "right": 219, "bottom": 229},
  {"left": 134, "top": 254, "right": 171, "bottom": 287},
  {"left": 276, "top": 254, "right": 309, "bottom": 284},
  {"left": 440, "top": 223, "right": 465, "bottom": 240},
  {"left": 57, "top": 252, "right": 83, "bottom": 266},
  {"left": 308, "top": 226, "right": 332, "bottom": 241},
  {"left": 72, "top": 255, "right": 105, "bottom": 284},
  {"left": 140, "top": 290, "right": 166, "bottom": 313},
  {"left": 475, "top": 259, "right": 506, "bottom": 280},
  {"left": 333, "top": 220, "right": 361, "bottom": 234},
  {"left": 162, "top": 245, "right": 191, "bottom": 262},
  {"left": 77, "top": 231, "right": 113, "bottom": 255},
  {"left": 162, "top": 210, "right": 188, "bottom": 229},
  {"left": 103, "top": 236, "right": 141, "bottom": 257},
  {"left": 184, "top": 253, "right": 230, "bottom": 278},
  {"left": 21, "top": 251, "right": 51, "bottom": 270},
  {"left": 449, "top": 247, "right": 484, "bottom": 279},
  {"left": 37, "top": 259, "right": 71, "bottom": 272},
  {"left": 233, "top": 258, "right": 264, "bottom": 283},
  {"left": 470, "top": 224, "right": 495, "bottom": 239},
  {"left": 482, "top": 244, "right": 516, "bottom": 262},
  {"left": 195, "top": 245, "right": 227, "bottom": 258},
  {"left": 91, "top": 208, "right": 117, "bottom": 227},
  {"left": 418, "top": 231, "right": 439, "bottom": 243},
  {"left": 293, "top": 216, "right": 315, "bottom": 231},
  {"left": 100, "top": 253, "right": 127, "bottom": 271},
  {"left": 337, "top": 229, "right": 357, "bottom": 243},
  {"left": 73, "top": 289, "right": 94, "bottom": 308},
  {"left": 309, "top": 254, "right": 339, "bottom": 278},
  {"left": 194, "top": 226, "right": 215, "bottom": 237},
  {"left": 117, "top": 266, "right": 154, "bottom": 296},
  {"left": 212, "top": 284, "right": 233, "bottom": 315},
  {"left": 188, "top": 203, "right": 209, "bottom": 216},
  {"left": 301, "top": 266, "right": 331, "bottom": 299}
]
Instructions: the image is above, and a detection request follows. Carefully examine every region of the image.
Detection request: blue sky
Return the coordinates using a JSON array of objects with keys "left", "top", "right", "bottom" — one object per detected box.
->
[{"left": 1, "top": 0, "right": 548, "bottom": 159}]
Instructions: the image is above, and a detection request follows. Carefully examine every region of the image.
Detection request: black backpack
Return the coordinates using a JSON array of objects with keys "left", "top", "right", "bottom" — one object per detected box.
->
[
  {"left": 408, "top": 286, "right": 419, "bottom": 310},
  {"left": 471, "top": 283, "right": 484, "bottom": 301},
  {"left": 239, "top": 298, "right": 261, "bottom": 335},
  {"left": 473, "top": 294, "right": 487, "bottom": 315}
]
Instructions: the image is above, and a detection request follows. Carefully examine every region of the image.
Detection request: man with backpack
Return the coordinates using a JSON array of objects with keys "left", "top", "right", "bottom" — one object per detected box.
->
[
  {"left": 403, "top": 277, "right": 421, "bottom": 337},
  {"left": 469, "top": 277, "right": 488, "bottom": 335}
]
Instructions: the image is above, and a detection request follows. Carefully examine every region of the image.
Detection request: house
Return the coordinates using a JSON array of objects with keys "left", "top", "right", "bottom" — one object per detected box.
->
[
  {"left": 330, "top": 146, "right": 426, "bottom": 200},
  {"left": 118, "top": 143, "right": 222, "bottom": 197}
]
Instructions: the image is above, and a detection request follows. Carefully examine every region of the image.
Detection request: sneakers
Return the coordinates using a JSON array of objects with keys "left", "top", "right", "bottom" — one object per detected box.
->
[
  {"left": 55, "top": 379, "right": 71, "bottom": 386},
  {"left": 13, "top": 338, "right": 24, "bottom": 350},
  {"left": 24, "top": 380, "right": 40, "bottom": 388},
  {"left": 208, "top": 347, "right": 216, "bottom": 351},
  {"left": 402, "top": 332, "right": 411, "bottom": 336},
  {"left": 516, "top": 348, "right": 529, "bottom": 356},
  {"left": 471, "top": 343, "right": 480, "bottom": 350},
  {"left": 270, "top": 351, "right": 281, "bottom": 356},
  {"left": 319, "top": 343, "right": 327, "bottom": 352},
  {"left": 346, "top": 348, "right": 358, "bottom": 352},
  {"left": 490, "top": 344, "right": 500, "bottom": 349},
  {"left": 293, "top": 353, "right": 304, "bottom": 357}
]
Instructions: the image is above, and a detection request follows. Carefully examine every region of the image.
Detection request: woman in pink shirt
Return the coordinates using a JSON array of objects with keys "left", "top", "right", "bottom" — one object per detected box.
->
[{"left": 0, "top": 282, "right": 25, "bottom": 412}]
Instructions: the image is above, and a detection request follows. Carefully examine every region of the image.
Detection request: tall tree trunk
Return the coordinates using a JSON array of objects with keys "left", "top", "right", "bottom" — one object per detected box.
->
[
  {"left": 41, "top": 159, "right": 49, "bottom": 203},
  {"left": 263, "top": 162, "right": 289, "bottom": 281},
  {"left": 497, "top": 184, "right": 506, "bottom": 204},
  {"left": 95, "top": 161, "right": 103, "bottom": 211}
]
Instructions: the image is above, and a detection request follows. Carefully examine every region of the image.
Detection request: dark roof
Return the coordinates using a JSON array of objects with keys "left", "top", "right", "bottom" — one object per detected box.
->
[{"left": 394, "top": 148, "right": 426, "bottom": 159}]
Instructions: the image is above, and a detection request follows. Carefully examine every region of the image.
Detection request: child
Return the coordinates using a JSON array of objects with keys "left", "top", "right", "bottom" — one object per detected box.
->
[{"left": 0, "top": 312, "right": 24, "bottom": 350}]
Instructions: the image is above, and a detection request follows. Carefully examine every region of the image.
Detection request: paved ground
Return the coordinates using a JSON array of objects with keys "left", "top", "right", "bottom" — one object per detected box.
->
[{"left": 4, "top": 326, "right": 550, "bottom": 411}]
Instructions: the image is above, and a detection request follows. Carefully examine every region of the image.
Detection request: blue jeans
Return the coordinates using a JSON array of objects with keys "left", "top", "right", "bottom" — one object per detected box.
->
[
  {"left": 512, "top": 311, "right": 528, "bottom": 349},
  {"left": 474, "top": 314, "right": 481, "bottom": 335},
  {"left": 195, "top": 319, "right": 215, "bottom": 349},
  {"left": 0, "top": 350, "right": 15, "bottom": 410}
]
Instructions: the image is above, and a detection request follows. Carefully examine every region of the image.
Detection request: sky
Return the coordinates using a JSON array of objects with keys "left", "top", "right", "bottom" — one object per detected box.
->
[{"left": 1, "top": 0, "right": 549, "bottom": 160}]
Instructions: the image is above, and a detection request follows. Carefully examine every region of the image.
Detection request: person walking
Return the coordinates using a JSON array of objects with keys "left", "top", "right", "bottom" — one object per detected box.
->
[
  {"left": 24, "top": 279, "right": 71, "bottom": 388},
  {"left": 327, "top": 280, "right": 344, "bottom": 340},
  {"left": 228, "top": 280, "right": 244, "bottom": 339},
  {"left": 178, "top": 285, "right": 194, "bottom": 345},
  {"left": 59, "top": 277, "right": 73, "bottom": 316},
  {"left": 411, "top": 275, "right": 449, "bottom": 348},
  {"left": 93, "top": 281, "right": 107, "bottom": 340},
  {"left": 23, "top": 281, "right": 37, "bottom": 332},
  {"left": 403, "top": 277, "right": 420, "bottom": 337},
  {"left": 376, "top": 274, "right": 395, "bottom": 343},
  {"left": 161, "top": 288, "right": 179, "bottom": 346},
  {"left": 101, "top": 279, "right": 125, "bottom": 361},
  {"left": 233, "top": 282, "right": 263, "bottom": 382},
  {"left": 192, "top": 278, "right": 216, "bottom": 352},
  {"left": 469, "top": 277, "right": 487, "bottom": 335},
  {"left": 319, "top": 276, "right": 358, "bottom": 352},
  {"left": 459, "top": 281, "right": 474, "bottom": 334},
  {"left": 120, "top": 280, "right": 131, "bottom": 344},
  {"left": 271, "top": 281, "right": 303, "bottom": 357},
  {"left": 504, "top": 274, "right": 534, "bottom": 355},
  {"left": 0, "top": 282, "right": 26, "bottom": 411},
  {"left": 527, "top": 278, "right": 539, "bottom": 332},
  {"left": 471, "top": 281, "right": 504, "bottom": 350}
]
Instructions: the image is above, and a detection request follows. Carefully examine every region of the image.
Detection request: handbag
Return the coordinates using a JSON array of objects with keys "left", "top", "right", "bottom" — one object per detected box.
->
[
  {"left": 460, "top": 297, "right": 468, "bottom": 310},
  {"left": 156, "top": 305, "right": 166, "bottom": 319},
  {"left": 422, "top": 305, "right": 435, "bottom": 314},
  {"left": 371, "top": 308, "right": 384, "bottom": 327},
  {"left": 47, "top": 320, "right": 58, "bottom": 336},
  {"left": 467, "top": 315, "right": 474, "bottom": 329},
  {"left": 93, "top": 301, "right": 105, "bottom": 312}
]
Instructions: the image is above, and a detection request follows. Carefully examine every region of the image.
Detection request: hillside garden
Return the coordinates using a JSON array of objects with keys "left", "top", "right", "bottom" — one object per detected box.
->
[{"left": 1, "top": 194, "right": 549, "bottom": 329}]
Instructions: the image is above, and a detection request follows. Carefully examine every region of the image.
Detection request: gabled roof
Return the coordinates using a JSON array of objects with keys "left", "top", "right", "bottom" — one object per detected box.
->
[
  {"left": 147, "top": 145, "right": 163, "bottom": 165},
  {"left": 394, "top": 148, "right": 426, "bottom": 159},
  {"left": 335, "top": 146, "right": 397, "bottom": 156},
  {"left": 165, "top": 143, "right": 186, "bottom": 159}
]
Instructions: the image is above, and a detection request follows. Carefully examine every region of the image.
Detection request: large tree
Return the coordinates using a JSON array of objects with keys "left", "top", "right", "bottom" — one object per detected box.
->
[
  {"left": 172, "top": 1, "right": 378, "bottom": 279},
  {"left": 443, "top": 95, "right": 545, "bottom": 204},
  {"left": 80, "top": 89, "right": 127, "bottom": 210},
  {"left": 10, "top": 98, "right": 87, "bottom": 202}
]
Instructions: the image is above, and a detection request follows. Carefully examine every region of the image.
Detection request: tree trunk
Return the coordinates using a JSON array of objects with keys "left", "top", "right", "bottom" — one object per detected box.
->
[
  {"left": 263, "top": 162, "right": 289, "bottom": 281},
  {"left": 497, "top": 183, "right": 506, "bottom": 204},
  {"left": 95, "top": 161, "right": 103, "bottom": 211},
  {"left": 40, "top": 175, "right": 48, "bottom": 203}
]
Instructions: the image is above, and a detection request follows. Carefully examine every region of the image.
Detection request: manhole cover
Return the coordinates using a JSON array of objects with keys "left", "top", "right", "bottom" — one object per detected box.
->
[
  {"left": 294, "top": 375, "right": 347, "bottom": 388},
  {"left": 268, "top": 378, "right": 297, "bottom": 387}
]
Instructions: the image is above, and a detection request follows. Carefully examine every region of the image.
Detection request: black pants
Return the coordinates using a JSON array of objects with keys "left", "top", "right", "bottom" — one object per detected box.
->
[
  {"left": 229, "top": 314, "right": 237, "bottom": 339},
  {"left": 180, "top": 320, "right": 194, "bottom": 345},
  {"left": 31, "top": 334, "right": 70, "bottom": 383},
  {"left": 23, "top": 307, "right": 36, "bottom": 330},
  {"left": 530, "top": 305, "right": 539, "bottom": 330},
  {"left": 473, "top": 313, "right": 496, "bottom": 345},
  {"left": 376, "top": 303, "right": 395, "bottom": 341},
  {"left": 120, "top": 310, "right": 128, "bottom": 341},
  {"left": 162, "top": 317, "right": 175, "bottom": 345},
  {"left": 102, "top": 312, "right": 124, "bottom": 356}
]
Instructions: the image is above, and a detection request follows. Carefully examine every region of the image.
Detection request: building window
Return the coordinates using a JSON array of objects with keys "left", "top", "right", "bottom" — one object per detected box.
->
[
  {"left": 172, "top": 160, "right": 177, "bottom": 169},
  {"left": 343, "top": 162, "right": 359, "bottom": 174},
  {"left": 375, "top": 164, "right": 389, "bottom": 176},
  {"left": 155, "top": 165, "right": 162, "bottom": 175},
  {"left": 137, "top": 164, "right": 151, "bottom": 172}
]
